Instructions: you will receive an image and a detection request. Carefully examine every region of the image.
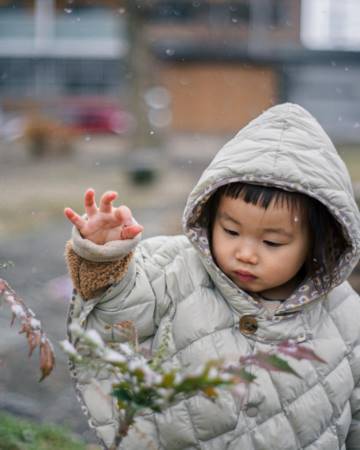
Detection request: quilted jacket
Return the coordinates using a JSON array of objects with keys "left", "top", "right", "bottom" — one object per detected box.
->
[{"left": 66, "top": 103, "right": 360, "bottom": 450}]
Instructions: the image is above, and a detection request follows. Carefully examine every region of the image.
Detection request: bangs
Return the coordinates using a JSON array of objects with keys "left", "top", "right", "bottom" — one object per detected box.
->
[{"left": 220, "top": 183, "right": 309, "bottom": 216}]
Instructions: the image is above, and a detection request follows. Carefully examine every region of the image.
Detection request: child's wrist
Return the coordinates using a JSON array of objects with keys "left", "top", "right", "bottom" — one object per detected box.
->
[{"left": 71, "top": 225, "right": 141, "bottom": 262}]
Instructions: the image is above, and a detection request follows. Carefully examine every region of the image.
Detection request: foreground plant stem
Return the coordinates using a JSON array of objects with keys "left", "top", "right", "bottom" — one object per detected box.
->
[{"left": 0, "top": 278, "right": 55, "bottom": 380}]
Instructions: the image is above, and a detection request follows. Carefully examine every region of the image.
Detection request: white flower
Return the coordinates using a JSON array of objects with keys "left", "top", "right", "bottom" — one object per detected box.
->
[
  {"left": 29, "top": 318, "right": 41, "bottom": 330},
  {"left": 157, "top": 388, "right": 169, "bottom": 397},
  {"left": 118, "top": 342, "right": 133, "bottom": 356},
  {"left": 103, "top": 348, "right": 126, "bottom": 363},
  {"left": 28, "top": 308, "right": 36, "bottom": 317},
  {"left": 219, "top": 373, "right": 233, "bottom": 382},
  {"left": 191, "top": 365, "right": 206, "bottom": 377},
  {"left": 10, "top": 304, "right": 26, "bottom": 319},
  {"left": 143, "top": 367, "right": 162, "bottom": 385},
  {"left": 207, "top": 367, "right": 219, "bottom": 380},
  {"left": 174, "top": 372, "right": 183, "bottom": 385},
  {"left": 69, "top": 321, "right": 83, "bottom": 336},
  {"left": 84, "top": 329, "right": 104, "bottom": 348},
  {"left": 128, "top": 357, "right": 147, "bottom": 372},
  {"left": 59, "top": 340, "right": 78, "bottom": 357}
]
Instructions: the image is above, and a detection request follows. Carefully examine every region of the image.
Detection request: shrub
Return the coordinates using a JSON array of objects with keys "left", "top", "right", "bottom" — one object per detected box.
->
[{"left": 0, "top": 413, "right": 87, "bottom": 450}]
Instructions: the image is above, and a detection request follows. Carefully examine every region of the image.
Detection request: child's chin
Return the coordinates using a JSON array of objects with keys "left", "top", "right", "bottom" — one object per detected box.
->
[{"left": 232, "top": 279, "right": 261, "bottom": 293}]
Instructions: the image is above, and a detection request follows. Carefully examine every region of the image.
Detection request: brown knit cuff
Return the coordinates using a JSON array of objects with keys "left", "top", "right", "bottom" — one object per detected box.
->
[{"left": 65, "top": 241, "right": 133, "bottom": 300}]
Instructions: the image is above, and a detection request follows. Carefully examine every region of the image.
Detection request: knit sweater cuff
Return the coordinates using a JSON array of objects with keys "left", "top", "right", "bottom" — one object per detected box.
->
[
  {"left": 71, "top": 225, "right": 141, "bottom": 262},
  {"left": 65, "top": 241, "right": 133, "bottom": 300}
]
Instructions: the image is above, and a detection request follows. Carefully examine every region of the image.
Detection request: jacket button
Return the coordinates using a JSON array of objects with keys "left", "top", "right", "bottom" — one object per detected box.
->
[{"left": 239, "top": 315, "right": 258, "bottom": 335}]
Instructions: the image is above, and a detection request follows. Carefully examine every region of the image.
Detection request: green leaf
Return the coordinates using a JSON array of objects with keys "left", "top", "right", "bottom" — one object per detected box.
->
[
  {"left": 112, "top": 385, "right": 133, "bottom": 402},
  {"left": 237, "top": 368, "right": 257, "bottom": 383},
  {"left": 263, "top": 354, "right": 300, "bottom": 377},
  {"left": 225, "top": 366, "right": 256, "bottom": 383}
]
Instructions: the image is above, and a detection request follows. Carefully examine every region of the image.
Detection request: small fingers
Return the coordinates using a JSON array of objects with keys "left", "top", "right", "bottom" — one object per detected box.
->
[
  {"left": 84, "top": 188, "right": 97, "bottom": 217},
  {"left": 99, "top": 191, "right": 118, "bottom": 214},
  {"left": 114, "top": 205, "right": 133, "bottom": 226},
  {"left": 120, "top": 224, "right": 144, "bottom": 240},
  {"left": 64, "top": 207, "right": 86, "bottom": 230}
]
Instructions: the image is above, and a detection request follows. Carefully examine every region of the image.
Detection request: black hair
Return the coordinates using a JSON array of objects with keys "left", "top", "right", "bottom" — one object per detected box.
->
[{"left": 200, "top": 182, "right": 347, "bottom": 291}]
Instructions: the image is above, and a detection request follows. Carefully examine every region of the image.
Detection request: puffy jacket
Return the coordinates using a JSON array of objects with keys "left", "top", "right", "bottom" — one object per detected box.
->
[{"left": 66, "top": 103, "right": 360, "bottom": 450}]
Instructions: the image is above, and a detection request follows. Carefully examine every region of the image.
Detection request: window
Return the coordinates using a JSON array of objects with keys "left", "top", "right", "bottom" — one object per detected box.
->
[
  {"left": 141, "top": 1, "right": 208, "bottom": 22},
  {"left": 301, "top": 0, "right": 360, "bottom": 50}
]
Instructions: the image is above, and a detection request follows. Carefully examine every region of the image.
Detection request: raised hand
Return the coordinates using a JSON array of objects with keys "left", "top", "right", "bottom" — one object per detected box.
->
[{"left": 64, "top": 188, "right": 143, "bottom": 245}]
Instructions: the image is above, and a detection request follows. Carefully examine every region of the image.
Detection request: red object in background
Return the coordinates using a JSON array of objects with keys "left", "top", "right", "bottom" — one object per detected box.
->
[{"left": 59, "top": 97, "right": 133, "bottom": 135}]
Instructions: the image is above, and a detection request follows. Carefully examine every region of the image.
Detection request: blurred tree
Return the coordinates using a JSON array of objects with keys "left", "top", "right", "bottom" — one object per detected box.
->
[{"left": 124, "top": 0, "right": 166, "bottom": 184}]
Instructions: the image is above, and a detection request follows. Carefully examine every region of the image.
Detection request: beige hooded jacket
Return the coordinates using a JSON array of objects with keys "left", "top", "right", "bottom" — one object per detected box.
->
[{"left": 66, "top": 103, "right": 360, "bottom": 450}]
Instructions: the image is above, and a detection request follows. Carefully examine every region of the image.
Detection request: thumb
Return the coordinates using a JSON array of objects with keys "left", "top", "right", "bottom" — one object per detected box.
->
[
  {"left": 120, "top": 224, "right": 144, "bottom": 240},
  {"left": 114, "top": 205, "right": 134, "bottom": 226}
]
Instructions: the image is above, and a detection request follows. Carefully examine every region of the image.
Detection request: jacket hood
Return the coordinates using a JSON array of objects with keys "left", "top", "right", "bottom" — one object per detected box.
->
[{"left": 183, "top": 103, "right": 360, "bottom": 314}]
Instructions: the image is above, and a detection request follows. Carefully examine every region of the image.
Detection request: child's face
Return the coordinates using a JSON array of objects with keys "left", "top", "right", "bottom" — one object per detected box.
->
[{"left": 212, "top": 195, "right": 310, "bottom": 300}]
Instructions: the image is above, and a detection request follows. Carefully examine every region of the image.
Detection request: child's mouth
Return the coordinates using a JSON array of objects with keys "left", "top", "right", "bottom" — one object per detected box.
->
[{"left": 234, "top": 270, "right": 257, "bottom": 282}]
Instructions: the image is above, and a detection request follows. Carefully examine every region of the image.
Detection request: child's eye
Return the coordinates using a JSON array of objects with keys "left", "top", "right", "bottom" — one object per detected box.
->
[
  {"left": 224, "top": 228, "right": 239, "bottom": 236},
  {"left": 264, "top": 241, "right": 283, "bottom": 247}
]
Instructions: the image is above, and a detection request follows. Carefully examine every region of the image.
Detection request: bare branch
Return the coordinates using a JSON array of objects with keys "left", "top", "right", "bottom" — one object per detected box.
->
[{"left": 0, "top": 278, "right": 55, "bottom": 381}]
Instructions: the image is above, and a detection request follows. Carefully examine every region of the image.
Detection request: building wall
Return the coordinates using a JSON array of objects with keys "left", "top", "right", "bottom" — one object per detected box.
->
[
  {"left": 0, "top": 0, "right": 121, "bottom": 7},
  {"left": 284, "top": 63, "right": 360, "bottom": 144},
  {"left": 144, "top": 0, "right": 302, "bottom": 48},
  {"left": 160, "top": 62, "right": 278, "bottom": 133},
  {"left": 142, "top": 0, "right": 299, "bottom": 133},
  {"left": 0, "top": 2, "right": 127, "bottom": 100}
]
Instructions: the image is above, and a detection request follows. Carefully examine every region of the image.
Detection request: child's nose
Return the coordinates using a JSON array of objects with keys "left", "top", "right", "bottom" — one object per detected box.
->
[{"left": 235, "top": 244, "right": 258, "bottom": 265}]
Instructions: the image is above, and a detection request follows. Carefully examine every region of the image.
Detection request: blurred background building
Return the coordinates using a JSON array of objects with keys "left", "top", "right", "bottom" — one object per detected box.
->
[
  {"left": 0, "top": 0, "right": 359, "bottom": 142},
  {"left": 0, "top": 0, "right": 126, "bottom": 97},
  {"left": 141, "top": 0, "right": 360, "bottom": 141},
  {"left": 0, "top": 0, "right": 131, "bottom": 142}
]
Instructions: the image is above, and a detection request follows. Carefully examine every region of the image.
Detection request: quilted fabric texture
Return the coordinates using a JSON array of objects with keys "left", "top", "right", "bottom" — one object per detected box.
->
[{"left": 67, "top": 103, "right": 360, "bottom": 450}]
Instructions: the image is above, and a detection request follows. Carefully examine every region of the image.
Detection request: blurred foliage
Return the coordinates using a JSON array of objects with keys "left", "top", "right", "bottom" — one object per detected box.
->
[
  {"left": 23, "top": 113, "right": 78, "bottom": 158},
  {"left": 0, "top": 413, "right": 87, "bottom": 450},
  {"left": 64, "top": 320, "right": 325, "bottom": 449}
]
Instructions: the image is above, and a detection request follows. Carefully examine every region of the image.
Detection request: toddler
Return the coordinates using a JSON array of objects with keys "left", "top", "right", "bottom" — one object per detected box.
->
[{"left": 65, "top": 103, "right": 360, "bottom": 450}]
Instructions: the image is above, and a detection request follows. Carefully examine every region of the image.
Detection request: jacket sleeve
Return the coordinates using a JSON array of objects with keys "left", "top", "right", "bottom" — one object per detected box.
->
[
  {"left": 65, "top": 228, "right": 177, "bottom": 449},
  {"left": 347, "top": 380, "right": 360, "bottom": 449},
  {"left": 346, "top": 339, "right": 360, "bottom": 449},
  {"left": 344, "top": 287, "right": 360, "bottom": 450},
  {"left": 66, "top": 226, "right": 173, "bottom": 343}
]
